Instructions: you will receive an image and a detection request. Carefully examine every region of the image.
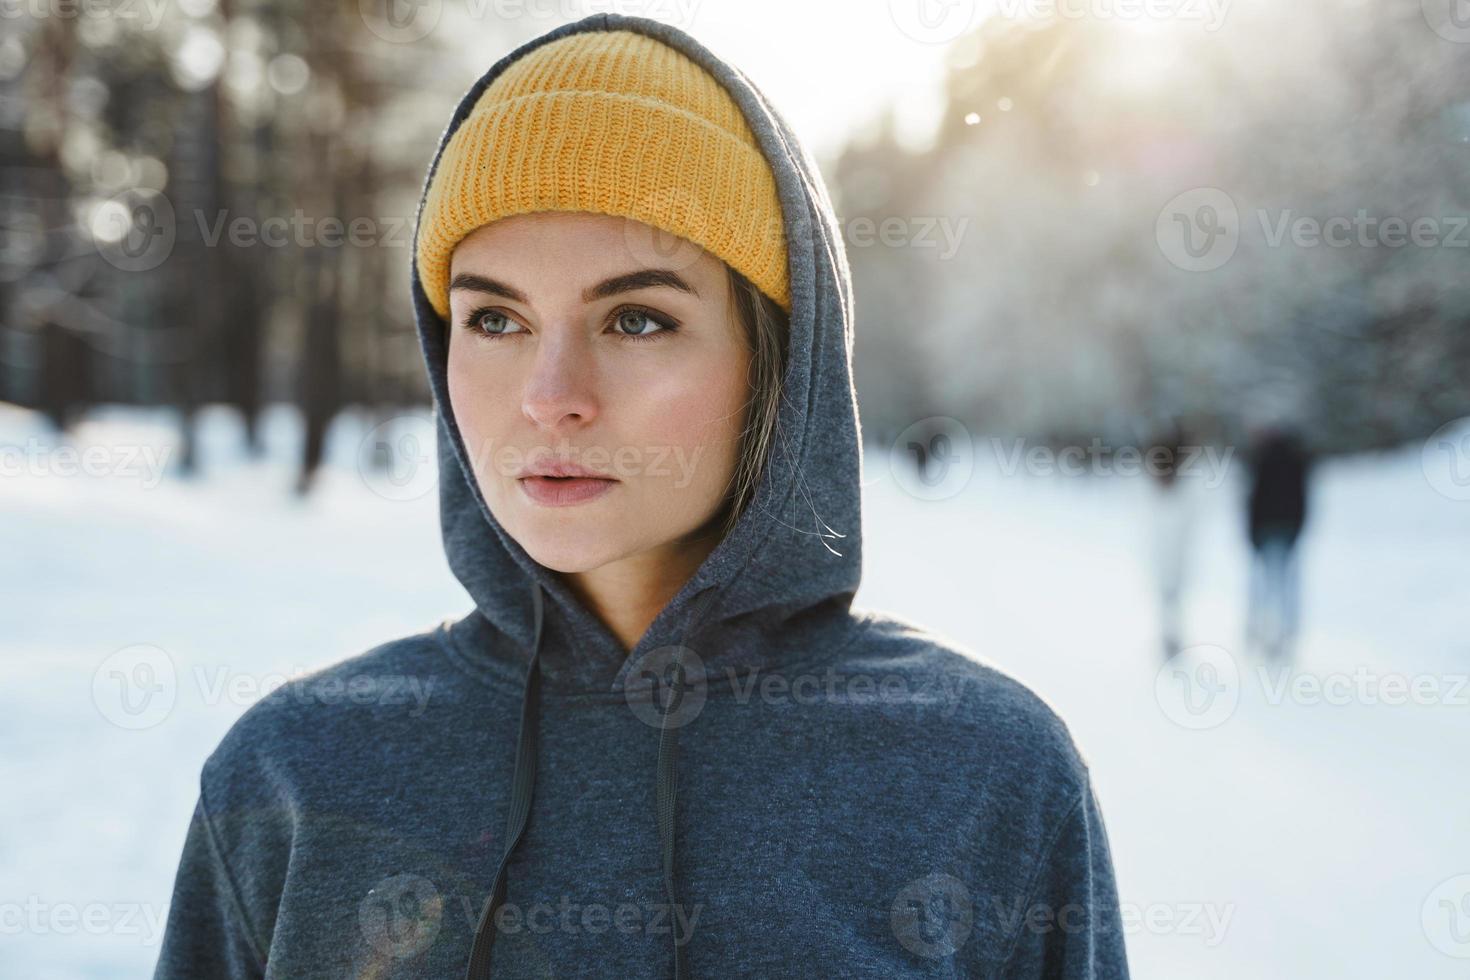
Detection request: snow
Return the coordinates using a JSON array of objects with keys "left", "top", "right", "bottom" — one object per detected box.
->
[{"left": 3, "top": 402, "right": 1466, "bottom": 978}]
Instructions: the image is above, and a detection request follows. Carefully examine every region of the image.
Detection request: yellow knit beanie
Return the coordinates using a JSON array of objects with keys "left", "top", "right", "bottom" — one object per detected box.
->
[{"left": 415, "top": 29, "right": 790, "bottom": 320}]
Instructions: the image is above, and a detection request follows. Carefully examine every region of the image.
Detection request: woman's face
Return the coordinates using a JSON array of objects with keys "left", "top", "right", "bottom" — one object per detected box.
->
[{"left": 446, "top": 210, "right": 752, "bottom": 575}]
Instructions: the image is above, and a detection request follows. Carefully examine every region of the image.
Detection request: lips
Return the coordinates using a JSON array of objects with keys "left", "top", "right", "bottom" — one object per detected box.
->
[{"left": 517, "top": 474, "right": 618, "bottom": 507}]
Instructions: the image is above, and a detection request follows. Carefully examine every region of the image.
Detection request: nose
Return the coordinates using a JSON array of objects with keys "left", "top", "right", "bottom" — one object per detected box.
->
[{"left": 520, "top": 326, "right": 600, "bottom": 431}]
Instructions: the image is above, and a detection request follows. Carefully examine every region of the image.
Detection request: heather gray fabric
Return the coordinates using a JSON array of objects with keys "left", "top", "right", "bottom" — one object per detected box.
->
[{"left": 152, "top": 13, "right": 1129, "bottom": 979}]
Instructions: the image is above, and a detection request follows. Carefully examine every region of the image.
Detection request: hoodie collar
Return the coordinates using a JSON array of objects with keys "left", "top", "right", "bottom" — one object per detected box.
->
[{"left": 411, "top": 12, "right": 862, "bottom": 694}]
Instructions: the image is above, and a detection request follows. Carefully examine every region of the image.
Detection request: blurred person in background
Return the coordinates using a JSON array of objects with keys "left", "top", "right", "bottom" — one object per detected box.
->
[
  {"left": 1244, "top": 426, "right": 1311, "bottom": 661},
  {"left": 1146, "top": 421, "right": 1199, "bottom": 661}
]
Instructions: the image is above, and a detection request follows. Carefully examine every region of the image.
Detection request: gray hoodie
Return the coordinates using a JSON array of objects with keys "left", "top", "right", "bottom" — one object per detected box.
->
[{"left": 152, "top": 13, "right": 1129, "bottom": 979}]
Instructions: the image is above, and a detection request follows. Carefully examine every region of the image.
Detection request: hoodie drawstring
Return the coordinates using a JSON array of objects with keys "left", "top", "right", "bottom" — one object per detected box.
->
[
  {"left": 656, "top": 584, "right": 722, "bottom": 978},
  {"left": 465, "top": 581, "right": 722, "bottom": 979},
  {"left": 463, "top": 583, "right": 545, "bottom": 980}
]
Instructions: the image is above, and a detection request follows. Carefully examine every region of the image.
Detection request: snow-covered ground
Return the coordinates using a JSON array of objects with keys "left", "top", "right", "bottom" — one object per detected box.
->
[{"left": 3, "top": 402, "right": 1467, "bottom": 979}]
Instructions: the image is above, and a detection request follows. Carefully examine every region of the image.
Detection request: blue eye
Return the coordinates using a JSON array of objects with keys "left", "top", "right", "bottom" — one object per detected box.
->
[
  {"left": 611, "top": 307, "right": 677, "bottom": 342},
  {"left": 463, "top": 308, "right": 524, "bottom": 337}
]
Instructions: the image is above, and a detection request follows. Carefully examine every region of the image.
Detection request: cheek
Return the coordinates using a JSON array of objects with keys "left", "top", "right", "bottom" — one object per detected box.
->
[
  {"left": 615, "top": 357, "right": 748, "bottom": 486},
  {"left": 446, "top": 345, "right": 504, "bottom": 462}
]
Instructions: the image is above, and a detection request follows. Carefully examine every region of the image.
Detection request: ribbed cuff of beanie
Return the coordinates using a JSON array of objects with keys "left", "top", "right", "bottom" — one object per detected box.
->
[{"left": 414, "top": 30, "right": 791, "bottom": 319}]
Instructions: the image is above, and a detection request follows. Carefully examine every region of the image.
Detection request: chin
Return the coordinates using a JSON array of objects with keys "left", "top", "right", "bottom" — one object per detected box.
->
[
  {"left": 521, "top": 542, "right": 615, "bottom": 575},
  {"left": 510, "top": 520, "right": 622, "bottom": 574}
]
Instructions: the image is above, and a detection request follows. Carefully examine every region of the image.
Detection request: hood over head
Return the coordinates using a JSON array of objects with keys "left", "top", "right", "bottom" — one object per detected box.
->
[
  {"left": 408, "top": 14, "right": 863, "bottom": 977},
  {"left": 410, "top": 13, "right": 863, "bottom": 696}
]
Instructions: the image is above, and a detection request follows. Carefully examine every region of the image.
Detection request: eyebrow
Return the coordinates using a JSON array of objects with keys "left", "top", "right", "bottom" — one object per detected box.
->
[{"left": 448, "top": 268, "right": 699, "bottom": 305}]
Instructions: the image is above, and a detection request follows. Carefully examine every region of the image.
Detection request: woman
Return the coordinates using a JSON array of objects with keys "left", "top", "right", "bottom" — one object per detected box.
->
[{"left": 153, "top": 14, "right": 1129, "bottom": 979}]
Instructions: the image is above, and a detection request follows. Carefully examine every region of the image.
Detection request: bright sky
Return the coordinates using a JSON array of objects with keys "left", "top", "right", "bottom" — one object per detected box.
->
[
  {"left": 448, "top": 1, "right": 1222, "bottom": 164},
  {"left": 447, "top": 0, "right": 965, "bottom": 164},
  {"left": 672, "top": 0, "right": 957, "bottom": 161}
]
